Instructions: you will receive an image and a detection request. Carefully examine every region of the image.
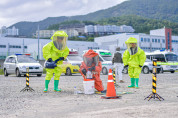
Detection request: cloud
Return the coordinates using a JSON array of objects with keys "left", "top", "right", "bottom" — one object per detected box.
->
[{"left": 0, "top": 0, "right": 126, "bottom": 27}]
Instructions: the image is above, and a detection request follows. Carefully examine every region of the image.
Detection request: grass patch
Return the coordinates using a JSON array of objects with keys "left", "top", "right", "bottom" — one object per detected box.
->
[
  {"left": 0, "top": 69, "right": 3, "bottom": 75},
  {"left": 0, "top": 68, "right": 46, "bottom": 75},
  {"left": 43, "top": 68, "right": 46, "bottom": 74}
]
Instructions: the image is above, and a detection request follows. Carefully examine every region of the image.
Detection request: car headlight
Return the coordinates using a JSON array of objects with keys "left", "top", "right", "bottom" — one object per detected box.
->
[
  {"left": 166, "top": 65, "right": 170, "bottom": 68},
  {"left": 149, "top": 64, "right": 152, "bottom": 66},
  {"left": 19, "top": 66, "right": 26, "bottom": 69},
  {"left": 71, "top": 63, "right": 77, "bottom": 66}
]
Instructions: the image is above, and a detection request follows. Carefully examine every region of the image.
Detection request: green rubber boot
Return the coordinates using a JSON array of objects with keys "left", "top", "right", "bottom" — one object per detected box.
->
[
  {"left": 135, "top": 78, "right": 139, "bottom": 89},
  {"left": 128, "top": 78, "right": 135, "bottom": 88},
  {"left": 54, "top": 80, "right": 61, "bottom": 92},
  {"left": 44, "top": 80, "right": 50, "bottom": 92}
]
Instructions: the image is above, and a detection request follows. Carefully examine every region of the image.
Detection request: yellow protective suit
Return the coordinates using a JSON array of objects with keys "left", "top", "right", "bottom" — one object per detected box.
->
[
  {"left": 43, "top": 31, "right": 69, "bottom": 80},
  {"left": 123, "top": 37, "right": 146, "bottom": 88}
]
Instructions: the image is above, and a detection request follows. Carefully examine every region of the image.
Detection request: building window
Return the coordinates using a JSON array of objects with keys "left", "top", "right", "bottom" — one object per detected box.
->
[
  {"left": 144, "top": 38, "right": 147, "bottom": 42},
  {"left": 155, "top": 39, "right": 157, "bottom": 43},
  {"left": 0, "top": 45, "right": 6, "bottom": 48},
  {"left": 158, "top": 39, "right": 160, "bottom": 43},
  {"left": 162, "top": 39, "right": 165, "bottom": 43},
  {"left": 152, "top": 39, "right": 154, "bottom": 42},
  {"left": 24, "top": 46, "right": 27, "bottom": 49},
  {"left": 141, "top": 38, "right": 143, "bottom": 42},
  {"left": 148, "top": 38, "right": 150, "bottom": 42},
  {"left": 9, "top": 45, "right": 21, "bottom": 48},
  {"left": 168, "top": 32, "right": 170, "bottom": 49}
]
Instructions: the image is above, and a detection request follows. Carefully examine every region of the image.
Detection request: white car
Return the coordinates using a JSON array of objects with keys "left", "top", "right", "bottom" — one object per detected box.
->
[
  {"left": 3, "top": 54, "right": 43, "bottom": 77},
  {"left": 122, "top": 58, "right": 162, "bottom": 74}
]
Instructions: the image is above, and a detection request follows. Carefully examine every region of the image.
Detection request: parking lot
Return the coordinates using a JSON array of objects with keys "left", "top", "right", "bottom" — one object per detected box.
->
[{"left": 0, "top": 72, "right": 178, "bottom": 118}]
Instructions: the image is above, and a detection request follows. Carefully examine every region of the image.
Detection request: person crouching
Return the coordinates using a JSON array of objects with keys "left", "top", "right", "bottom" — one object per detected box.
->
[{"left": 79, "top": 49, "right": 105, "bottom": 93}]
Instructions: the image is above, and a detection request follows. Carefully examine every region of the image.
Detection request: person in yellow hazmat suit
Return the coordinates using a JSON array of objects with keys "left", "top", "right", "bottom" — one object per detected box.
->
[
  {"left": 123, "top": 37, "right": 146, "bottom": 88},
  {"left": 42, "top": 31, "right": 69, "bottom": 92}
]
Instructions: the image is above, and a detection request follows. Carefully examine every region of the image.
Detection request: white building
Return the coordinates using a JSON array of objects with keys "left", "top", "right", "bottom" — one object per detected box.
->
[
  {"left": 120, "top": 25, "right": 135, "bottom": 33},
  {"left": 172, "top": 36, "right": 178, "bottom": 53},
  {"left": 0, "top": 26, "right": 19, "bottom": 37},
  {"left": 85, "top": 25, "right": 134, "bottom": 35},
  {"left": 84, "top": 25, "right": 94, "bottom": 35},
  {"left": 36, "top": 29, "right": 79, "bottom": 38},
  {"left": 61, "top": 29, "right": 79, "bottom": 37},
  {"left": 0, "top": 37, "right": 102, "bottom": 60},
  {"left": 94, "top": 28, "right": 178, "bottom": 56},
  {"left": 94, "top": 25, "right": 105, "bottom": 35},
  {"left": 36, "top": 30, "right": 56, "bottom": 38}
]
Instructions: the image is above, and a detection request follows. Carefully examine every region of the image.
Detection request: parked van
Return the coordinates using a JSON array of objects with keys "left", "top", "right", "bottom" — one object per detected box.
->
[{"left": 146, "top": 50, "right": 178, "bottom": 73}]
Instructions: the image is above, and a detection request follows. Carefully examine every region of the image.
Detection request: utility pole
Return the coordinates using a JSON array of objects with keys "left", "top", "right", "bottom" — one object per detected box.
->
[
  {"left": 37, "top": 25, "right": 39, "bottom": 60},
  {"left": 23, "top": 39, "right": 24, "bottom": 53},
  {"left": 8, "top": 43, "right": 10, "bottom": 56}
]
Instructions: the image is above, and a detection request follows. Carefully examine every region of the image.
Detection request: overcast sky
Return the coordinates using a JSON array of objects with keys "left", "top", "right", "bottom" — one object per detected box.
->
[{"left": 0, "top": 0, "right": 127, "bottom": 28}]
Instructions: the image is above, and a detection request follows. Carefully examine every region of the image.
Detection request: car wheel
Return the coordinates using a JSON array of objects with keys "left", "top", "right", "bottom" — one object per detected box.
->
[
  {"left": 66, "top": 68, "right": 72, "bottom": 76},
  {"left": 160, "top": 68, "right": 164, "bottom": 73},
  {"left": 37, "top": 74, "right": 42, "bottom": 77},
  {"left": 170, "top": 71, "right": 175, "bottom": 73},
  {"left": 122, "top": 67, "right": 128, "bottom": 74},
  {"left": 102, "top": 67, "right": 108, "bottom": 75},
  {"left": 4, "top": 69, "right": 8, "bottom": 76},
  {"left": 16, "top": 68, "right": 21, "bottom": 77},
  {"left": 142, "top": 66, "right": 149, "bottom": 74}
]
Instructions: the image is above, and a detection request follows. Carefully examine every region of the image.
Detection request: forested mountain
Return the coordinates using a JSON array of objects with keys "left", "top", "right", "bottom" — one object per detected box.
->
[
  {"left": 48, "top": 15, "right": 178, "bottom": 35},
  {"left": 9, "top": 0, "right": 178, "bottom": 37}
]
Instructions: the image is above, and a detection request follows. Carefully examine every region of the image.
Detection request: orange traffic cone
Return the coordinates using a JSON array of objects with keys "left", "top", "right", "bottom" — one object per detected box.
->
[{"left": 101, "top": 69, "right": 120, "bottom": 99}]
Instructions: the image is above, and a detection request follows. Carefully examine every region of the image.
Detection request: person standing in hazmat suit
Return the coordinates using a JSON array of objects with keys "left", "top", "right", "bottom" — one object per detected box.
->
[
  {"left": 79, "top": 49, "right": 105, "bottom": 92},
  {"left": 43, "top": 31, "right": 69, "bottom": 92},
  {"left": 123, "top": 37, "right": 146, "bottom": 88}
]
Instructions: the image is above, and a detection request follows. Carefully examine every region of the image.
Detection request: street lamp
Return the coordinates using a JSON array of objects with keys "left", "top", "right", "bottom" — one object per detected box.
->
[{"left": 37, "top": 25, "right": 39, "bottom": 60}]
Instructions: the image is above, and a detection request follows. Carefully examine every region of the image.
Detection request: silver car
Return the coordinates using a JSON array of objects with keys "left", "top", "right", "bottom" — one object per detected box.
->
[
  {"left": 122, "top": 58, "right": 162, "bottom": 74},
  {"left": 142, "top": 58, "right": 162, "bottom": 74},
  {"left": 3, "top": 54, "right": 43, "bottom": 77}
]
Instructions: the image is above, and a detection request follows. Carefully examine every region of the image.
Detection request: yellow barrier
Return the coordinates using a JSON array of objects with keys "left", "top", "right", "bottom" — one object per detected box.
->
[
  {"left": 20, "top": 67, "right": 35, "bottom": 92},
  {"left": 144, "top": 59, "right": 164, "bottom": 101}
]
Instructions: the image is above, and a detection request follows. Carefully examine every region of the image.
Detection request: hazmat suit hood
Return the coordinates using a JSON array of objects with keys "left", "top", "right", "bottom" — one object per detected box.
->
[
  {"left": 51, "top": 31, "right": 68, "bottom": 50},
  {"left": 83, "top": 49, "right": 99, "bottom": 67},
  {"left": 125, "top": 37, "right": 138, "bottom": 55}
]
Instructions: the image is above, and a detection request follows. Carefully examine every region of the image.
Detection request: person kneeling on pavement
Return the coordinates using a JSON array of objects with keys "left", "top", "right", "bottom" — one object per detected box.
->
[{"left": 79, "top": 49, "right": 106, "bottom": 93}]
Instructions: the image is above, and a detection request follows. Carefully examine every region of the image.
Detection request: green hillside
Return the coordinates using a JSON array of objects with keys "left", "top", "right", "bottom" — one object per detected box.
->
[{"left": 48, "top": 15, "right": 178, "bottom": 35}]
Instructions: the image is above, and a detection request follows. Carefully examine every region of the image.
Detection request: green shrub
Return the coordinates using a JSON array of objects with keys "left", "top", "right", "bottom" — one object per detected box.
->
[
  {"left": 0, "top": 69, "right": 4, "bottom": 75},
  {"left": 43, "top": 68, "right": 46, "bottom": 74}
]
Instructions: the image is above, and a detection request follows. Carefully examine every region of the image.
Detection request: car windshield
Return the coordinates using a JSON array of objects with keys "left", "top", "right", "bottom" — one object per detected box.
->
[
  {"left": 17, "top": 55, "right": 37, "bottom": 63},
  {"left": 165, "top": 54, "right": 177, "bottom": 62},
  {"left": 101, "top": 55, "right": 112, "bottom": 61},
  {"left": 145, "top": 58, "right": 152, "bottom": 62},
  {"left": 67, "top": 55, "right": 82, "bottom": 61}
]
